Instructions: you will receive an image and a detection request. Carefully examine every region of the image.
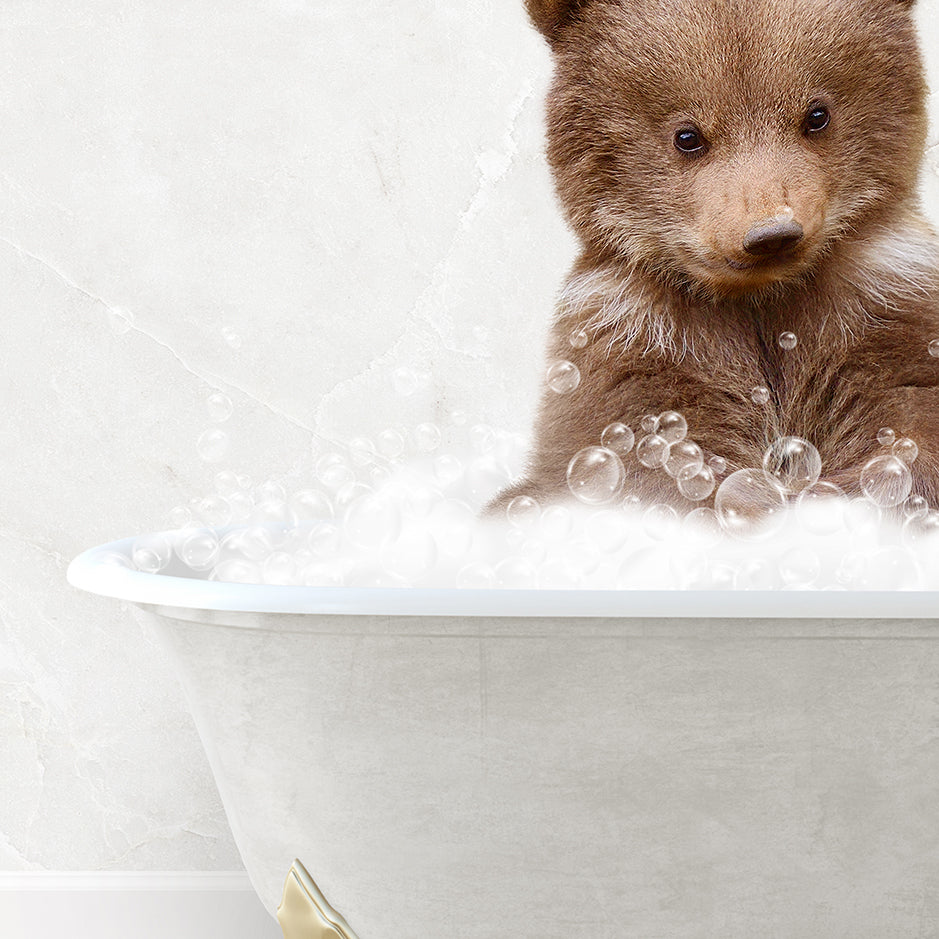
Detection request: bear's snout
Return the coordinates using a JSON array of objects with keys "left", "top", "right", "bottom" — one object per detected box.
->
[{"left": 742, "top": 218, "right": 804, "bottom": 257}]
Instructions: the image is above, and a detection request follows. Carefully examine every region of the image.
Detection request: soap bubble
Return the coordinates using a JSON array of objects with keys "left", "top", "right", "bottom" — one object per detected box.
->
[
  {"left": 555, "top": 538, "right": 601, "bottom": 580},
  {"left": 345, "top": 494, "right": 401, "bottom": 549},
  {"left": 677, "top": 464, "right": 716, "bottom": 501},
  {"left": 636, "top": 434, "right": 669, "bottom": 469},
  {"left": 290, "top": 488, "right": 333, "bottom": 521},
  {"left": 682, "top": 507, "right": 722, "bottom": 546},
  {"left": 206, "top": 392, "right": 233, "bottom": 422},
  {"left": 251, "top": 500, "right": 298, "bottom": 546},
  {"left": 221, "top": 326, "right": 242, "bottom": 349},
  {"left": 538, "top": 559, "right": 583, "bottom": 589},
  {"left": 640, "top": 414, "right": 659, "bottom": 434},
  {"left": 307, "top": 522, "right": 341, "bottom": 559},
  {"left": 197, "top": 428, "right": 230, "bottom": 463},
  {"left": 892, "top": 437, "right": 919, "bottom": 465},
  {"left": 301, "top": 562, "right": 345, "bottom": 587},
  {"left": 226, "top": 491, "right": 254, "bottom": 522},
  {"left": 132, "top": 534, "right": 172, "bottom": 573},
  {"left": 751, "top": 386, "right": 770, "bottom": 405},
  {"left": 761, "top": 436, "right": 822, "bottom": 494},
  {"left": 642, "top": 503, "right": 680, "bottom": 540},
  {"left": 100, "top": 551, "right": 133, "bottom": 570},
  {"left": 506, "top": 495, "right": 541, "bottom": 529},
  {"left": 505, "top": 527, "right": 525, "bottom": 550},
  {"left": 778, "top": 331, "right": 798, "bottom": 351},
  {"left": 903, "top": 510, "right": 939, "bottom": 546},
  {"left": 316, "top": 452, "right": 355, "bottom": 491},
  {"left": 494, "top": 557, "right": 539, "bottom": 588},
  {"left": 929, "top": 339, "right": 939, "bottom": 357},
  {"left": 779, "top": 547, "right": 820, "bottom": 586},
  {"left": 449, "top": 409, "right": 469, "bottom": 427},
  {"left": 585, "top": 509, "right": 630, "bottom": 552},
  {"left": 196, "top": 494, "right": 232, "bottom": 528},
  {"left": 262, "top": 552, "right": 297, "bottom": 585},
  {"left": 168, "top": 505, "right": 193, "bottom": 529},
  {"left": 470, "top": 424, "right": 496, "bottom": 454},
  {"left": 229, "top": 526, "right": 274, "bottom": 562},
  {"left": 600, "top": 422, "right": 635, "bottom": 457},
  {"left": 569, "top": 327, "right": 589, "bottom": 349},
  {"left": 433, "top": 454, "right": 464, "bottom": 488},
  {"left": 860, "top": 454, "right": 913, "bottom": 507},
  {"left": 520, "top": 539, "right": 547, "bottom": 565},
  {"left": 838, "top": 546, "right": 918, "bottom": 589},
  {"left": 715, "top": 468, "right": 787, "bottom": 539},
  {"left": 566, "top": 446, "right": 625, "bottom": 505},
  {"left": 664, "top": 440, "right": 703, "bottom": 478},
  {"left": 708, "top": 455, "right": 728, "bottom": 476},
  {"left": 541, "top": 504, "right": 574, "bottom": 540},
  {"left": 457, "top": 562, "right": 496, "bottom": 589},
  {"left": 877, "top": 427, "right": 896, "bottom": 447},
  {"left": 903, "top": 495, "right": 929, "bottom": 520},
  {"left": 404, "top": 483, "right": 440, "bottom": 517},
  {"left": 413, "top": 422, "right": 441, "bottom": 453},
  {"left": 381, "top": 530, "right": 437, "bottom": 581},
  {"left": 796, "top": 481, "right": 846, "bottom": 535},
  {"left": 257, "top": 480, "right": 287, "bottom": 504},
  {"left": 547, "top": 360, "right": 581, "bottom": 394},
  {"left": 348, "top": 437, "right": 376, "bottom": 467},
  {"left": 657, "top": 411, "right": 688, "bottom": 444},
  {"left": 178, "top": 529, "right": 220, "bottom": 570},
  {"left": 844, "top": 497, "right": 881, "bottom": 536},
  {"left": 836, "top": 552, "right": 867, "bottom": 587},
  {"left": 735, "top": 558, "right": 777, "bottom": 590},
  {"left": 466, "top": 455, "right": 513, "bottom": 501},
  {"left": 865, "top": 546, "right": 920, "bottom": 590},
  {"left": 368, "top": 465, "right": 392, "bottom": 488},
  {"left": 212, "top": 559, "right": 261, "bottom": 584},
  {"left": 213, "top": 470, "right": 241, "bottom": 498},
  {"left": 376, "top": 428, "right": 406, "bottom": 460},
  {"left": 392, "top": 367, "right": 420, "bottom": 396},
  {"left": 108, "top": 306, "right": 134, "bottom": 335}
]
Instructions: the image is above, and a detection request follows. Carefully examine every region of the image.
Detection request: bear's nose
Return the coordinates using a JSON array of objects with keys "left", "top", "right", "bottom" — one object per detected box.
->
[{"left": 742, "top": 219, "right": 804, "bottom": 256}]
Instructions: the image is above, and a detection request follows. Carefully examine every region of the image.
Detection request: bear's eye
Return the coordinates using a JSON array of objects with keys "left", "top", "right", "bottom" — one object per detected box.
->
[
  {"left": 674, "top": 127, "right": 707, "bottom": 155},
  {"left": 803, "top": 105, "right": 831, "bottom": 134}
]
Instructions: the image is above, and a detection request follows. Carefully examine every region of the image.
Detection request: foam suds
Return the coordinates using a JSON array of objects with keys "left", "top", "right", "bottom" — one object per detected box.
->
[{"left": 124, "top": 403, "right": 939, "bottom": 591}]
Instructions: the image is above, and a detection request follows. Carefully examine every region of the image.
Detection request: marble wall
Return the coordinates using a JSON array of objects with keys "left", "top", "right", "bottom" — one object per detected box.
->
[{"left": 1, "top": 0, "right": 939, "bottom": 874}]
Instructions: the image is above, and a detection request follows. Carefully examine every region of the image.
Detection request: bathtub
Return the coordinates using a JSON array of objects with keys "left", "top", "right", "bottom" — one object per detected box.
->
[{"left": 68, "top": 532, "right": 939, "bottom": 938}]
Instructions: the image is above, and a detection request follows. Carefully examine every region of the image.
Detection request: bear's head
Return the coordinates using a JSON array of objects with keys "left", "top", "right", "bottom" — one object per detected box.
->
[{"left": 527, "top": 0, "right": 928, "bottom": 299}]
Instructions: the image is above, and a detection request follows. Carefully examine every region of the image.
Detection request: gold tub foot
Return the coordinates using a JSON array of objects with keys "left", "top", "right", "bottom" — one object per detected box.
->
[{"left": 277, "top": 859, "right": 360, "bottom": 939}]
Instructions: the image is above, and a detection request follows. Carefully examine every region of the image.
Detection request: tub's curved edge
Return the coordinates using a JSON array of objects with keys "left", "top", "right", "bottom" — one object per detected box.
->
[{"left": 65, "top": 533, "right": 939, "bottom": 620}]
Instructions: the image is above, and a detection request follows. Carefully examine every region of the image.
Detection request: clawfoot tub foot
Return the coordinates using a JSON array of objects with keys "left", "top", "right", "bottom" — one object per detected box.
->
[{"left": 277, "top": 859, "right": 360, "bottom": 939}]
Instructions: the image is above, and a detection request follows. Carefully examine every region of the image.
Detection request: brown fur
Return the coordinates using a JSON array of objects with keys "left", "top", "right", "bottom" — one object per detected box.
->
[{"left": 494, "top": 0, "right": 939, "bottom": 512}]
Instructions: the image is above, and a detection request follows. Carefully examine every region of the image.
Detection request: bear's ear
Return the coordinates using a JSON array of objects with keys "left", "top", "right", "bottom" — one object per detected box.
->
[{"left": 525, "top": 0, "right": 589, "bottom": 42}]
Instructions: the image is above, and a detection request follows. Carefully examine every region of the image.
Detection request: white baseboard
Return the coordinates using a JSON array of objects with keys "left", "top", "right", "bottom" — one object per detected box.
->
[{"left": 0, "top": 871, "right": 282, "bottom": 939}]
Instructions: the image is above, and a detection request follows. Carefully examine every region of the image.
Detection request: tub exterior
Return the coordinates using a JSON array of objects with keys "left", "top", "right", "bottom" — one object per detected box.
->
[{"left": 137, "top": 604, "right": 939, "bottom": 939}]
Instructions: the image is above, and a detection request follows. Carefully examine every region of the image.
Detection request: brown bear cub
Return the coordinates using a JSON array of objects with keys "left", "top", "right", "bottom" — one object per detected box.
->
[{"left": 493, "top": 0, "right": 939, "bottom": 515}]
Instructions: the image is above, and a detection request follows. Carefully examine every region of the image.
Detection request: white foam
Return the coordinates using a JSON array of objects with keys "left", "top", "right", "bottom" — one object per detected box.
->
[{"left": 140, "top": 421, "right": 939, "bottom": 591}]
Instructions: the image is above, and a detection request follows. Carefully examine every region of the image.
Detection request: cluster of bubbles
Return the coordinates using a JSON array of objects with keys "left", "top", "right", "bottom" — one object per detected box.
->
[
  {"left": 564, "top": 405, "right": 929, "bottom": 543},
  {"left": 125, "top": 393, "right": 539, "bottom": 588},
  {"left": 196, "top": 392, "right": 233, "bottom": 464},
  {"left": 113, "top": 375, "right": 939, "bottom": 591}
]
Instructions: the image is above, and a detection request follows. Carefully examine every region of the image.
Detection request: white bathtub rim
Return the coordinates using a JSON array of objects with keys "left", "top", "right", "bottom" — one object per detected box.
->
[{"left": 67, "top": 533, "right": 939, "bottom": 620}]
